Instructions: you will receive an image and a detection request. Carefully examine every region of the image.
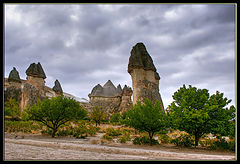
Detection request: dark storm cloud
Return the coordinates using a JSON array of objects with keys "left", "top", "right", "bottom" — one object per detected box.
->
[{"left": 4, "top": 4, "right": 236, "bottom": 107}]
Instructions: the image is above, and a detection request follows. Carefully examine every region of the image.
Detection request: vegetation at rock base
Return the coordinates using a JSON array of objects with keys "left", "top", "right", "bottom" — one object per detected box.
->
[
  {"left": 168, "top": 84, "right": 236, "bottom": 147},
  {"left": 4, "top": 85, "right": 236, "bottom": 151},
  {"left": 89, "top": 106, "right": 106, "bottom": 126},
  {"left": 25, "top": 95, "right": 87, "bottom": 137},
  {"left": 4, "top": 98, "right": 20, "bottom": 120},
  {"left": 126, "top": 99, "right": 169, "bottom": 146}
]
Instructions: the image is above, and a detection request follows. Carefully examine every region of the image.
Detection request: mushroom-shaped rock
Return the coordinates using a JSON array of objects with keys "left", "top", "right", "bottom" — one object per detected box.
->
[
  {"left": 26, "top": 62, "right": 46, "bottom": 79},
  {"left": 8, "top": 67, "right": 21, "bottom": 83},
  {"left": 52, "top": 79, "right": 63, "bottom": 93}
]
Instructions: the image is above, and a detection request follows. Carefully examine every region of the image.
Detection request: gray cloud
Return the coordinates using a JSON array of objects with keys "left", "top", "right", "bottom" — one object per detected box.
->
[{"left": 4, "top": 4, "right": 236, "bottom": 107}]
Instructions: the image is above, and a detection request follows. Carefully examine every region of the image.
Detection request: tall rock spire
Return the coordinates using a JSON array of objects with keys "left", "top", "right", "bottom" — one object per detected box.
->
[{"left": 128, "top": 42, "right": 164, "bottom": 110}]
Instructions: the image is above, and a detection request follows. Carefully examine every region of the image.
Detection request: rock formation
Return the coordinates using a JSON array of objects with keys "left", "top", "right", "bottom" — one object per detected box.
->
[
  {"left": 4, "top": 62, "right": 65, "bottom": 114},
  {"left": 25, "top": 62, "right": 46, "bottom": 89},
  {"left": 52, "top": 79, "right": 63, "bottom": 95},
  {"left": 119, "top": 85, "right": 133, "bottom": 112},
  {"left": 88, "top": 80, "right": 132, "bottom": 117},
  {"left": 128, "top": 42, "right": 164, "bottom": 110},
  {"left": 8, "top": 67, "right": 21, "bottom": 83}
]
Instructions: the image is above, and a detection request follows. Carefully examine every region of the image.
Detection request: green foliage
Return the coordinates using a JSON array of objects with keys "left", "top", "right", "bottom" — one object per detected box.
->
[
  {"left": 4, "top": 120, "right": 42, "bottom": 133},
  {"left": 158, "top": 134, "right": 171, "bottom": 144},
  {"left": 72, "top": 121, "right": 100, "bottom": 139},
  {"left": 4, "top": 98, "right": 20, "bottom": 119},
  {"left": 168, "top": 85, "right": 236, "bottom": 147},
  {"left": 126, "top": 99, "right": 169, "bottom": 145},
  {"left": 132, "top": 136, "right": 159, "bottom": 145},
  {"left": 89, "top": 106, "right": 106, "bottom": 126},
  {"left": 199, "top": 137, "right": 235, "bottom": 151},
  {"left": 110, "top": 112, "right": 121, "bottom": 124},
  {"left": 105, "top": 127, "right": 122, "bottom": 136},
  {"left": 26, "top": 95, "right": 87, "bottom": 137},
  {"left": 171, "top": 133, "right": 194, "bottom": 148}
]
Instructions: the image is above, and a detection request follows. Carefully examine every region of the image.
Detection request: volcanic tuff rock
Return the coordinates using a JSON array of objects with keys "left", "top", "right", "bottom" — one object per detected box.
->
[
  {"left": 8, "top": 67, "right": 21, "bottom": 83},
  {"left": 26, "top": 62, "right": 46, "bottom": 79},
  {"left": 89, "top": 80, "right": 133, "bottom": 117},
  {"left": 52, "top": 79, "right": 63, "bottom": 94},
  {"left": 128, "top": 42, "right": 164, "bottom": 110},
  {"left": 89, "top": 80, "right": 121, "bottom": 98}
]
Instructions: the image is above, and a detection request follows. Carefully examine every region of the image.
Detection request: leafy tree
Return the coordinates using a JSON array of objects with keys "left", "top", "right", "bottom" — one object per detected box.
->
[
  {"left": 4, "top": 97, "right": 20, "bottom": 120},
  {"left": 126, "top": 99, "right": 169, "bottom": 146},
  {"left": 169, "top": 85, "right": 236, "bottom": 147},
  {"left": 89, "top": 106, "right": 106, "bottom": 126},
  {"left": 27, "top": 95, "right": 87, "bottom": 137}
]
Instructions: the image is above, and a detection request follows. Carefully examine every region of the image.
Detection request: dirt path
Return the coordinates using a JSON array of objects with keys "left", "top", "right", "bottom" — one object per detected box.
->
[{"left": 4, "top": 137, "right": 236, "bottom": 161}]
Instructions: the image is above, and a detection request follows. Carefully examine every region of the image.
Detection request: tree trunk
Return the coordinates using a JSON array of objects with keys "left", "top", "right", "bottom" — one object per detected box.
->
[
  {"left": 148, "top": 132, "right": 154, "bottom": 146},
  {"left": 51, "top": 128, "right": 57, "bottom": 138},
  {"left": 195, "top": 134, "right": 199, "bottom": 148}
]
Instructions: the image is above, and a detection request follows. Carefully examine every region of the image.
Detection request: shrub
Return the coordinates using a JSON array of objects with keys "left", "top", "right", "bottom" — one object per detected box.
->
[
  {"left": 4, "top": 120, "right": 42, "bottom": 133},
  {"left": 132, "top": 136, "right": 159, "bottom": 145},
  {"left": 159, "top": 134, "right": 171, "bottom": 144},
  {"left": 102, "top": 134, "right": 113, "bottom": 140},
  {"left": 110, "top": 113, "right": 121, "bottom": 124},
  {"left": 105, "top": 127, "right": 122, "bottom": 136},
  {"left": 171, "top": 133, "right": 194, "bottom": 148}
]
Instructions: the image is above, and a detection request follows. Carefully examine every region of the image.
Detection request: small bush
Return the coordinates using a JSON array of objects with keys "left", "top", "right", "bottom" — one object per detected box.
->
[
  {"left": 132, "top": 136, "right": 159, "bottom": 145},
  {"left": 102, "top": 134, "right": 113, "bottom": 140},
  {"left": 171, "top": 133, "right": 194, "bottom": 147},
  {"left": 110, "top": 113, "right": 121, "bottom": 125},
  {"left": 158, "top": 134, "right": 171, "bottom": 144},
  {"left": 5, "top": 120, "right": 42, "bottom": 133},
  {"left": 105, "top": 127, "right": 122, "bottom": 136}
]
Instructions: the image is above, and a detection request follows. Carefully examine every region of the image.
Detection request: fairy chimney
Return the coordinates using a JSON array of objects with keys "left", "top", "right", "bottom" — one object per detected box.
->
[
  {"left": 128, "top": 42, "right": 164, "bottom": 110},
  {"left": 25, "top": 62, "right": 46, "bottom": 89}
]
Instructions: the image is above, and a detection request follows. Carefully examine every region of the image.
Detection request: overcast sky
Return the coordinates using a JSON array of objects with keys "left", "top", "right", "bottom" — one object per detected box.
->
[{"left": 4, "top": 3, "right": 236, "bottom": 108}]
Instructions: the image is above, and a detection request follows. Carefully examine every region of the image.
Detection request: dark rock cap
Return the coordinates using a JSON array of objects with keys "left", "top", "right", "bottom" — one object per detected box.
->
[
  {"left": 8, "top": 67, "right": 21, "bottom": 83},
  {"left": 26, "top": 62, "right": 46, "bottom": 79},
  {"left": 128, "top": 42, "right": 157, "bottom": 73},
  {"left": 52, "top": 79, "right": 63, "bottom": 93}
]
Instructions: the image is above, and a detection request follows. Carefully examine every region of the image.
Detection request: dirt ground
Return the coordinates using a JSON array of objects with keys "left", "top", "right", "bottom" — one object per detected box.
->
[{"left": 4, "top": 132, "right": 236, "bottom": 161}]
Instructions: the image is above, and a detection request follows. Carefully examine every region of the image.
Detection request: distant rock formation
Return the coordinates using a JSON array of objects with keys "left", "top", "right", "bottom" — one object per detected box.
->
[
  {"left": 26, "top": 62, "right": 46, "bottom": 79},
  {"left": 89, "top": 80, "right": 132, "bottom": 117},
  {"left": 119, "top": 85, "right": 133, "bottom": 112},
  {"left": 8, "top": 67, "right": 21, "bottom": 83},
  {"left": 4, "top": 62, "right": 65, "bottom": 114},
  {"left": 52, "top": 79, "right": 63, "bottom": 94},
  {"left": 128, "top": 42, "right": 164, "bottom": 110}
]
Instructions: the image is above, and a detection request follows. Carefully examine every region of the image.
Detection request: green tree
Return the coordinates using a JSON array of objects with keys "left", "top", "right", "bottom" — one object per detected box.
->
[
  {"left": 4, "top": 97, "right": 20, "bottom": 120},
  {"left": 89, "top": 106, "right": 106, "bottom": 126},
  {"left": 169, "top": 85, "right": 236, "bottom": 147},
  {"left": 27, "top": 95, "right": 87, "bottom": 137},
  {"left": 126, "top": 99, "right": 169, "bottom": 146}
]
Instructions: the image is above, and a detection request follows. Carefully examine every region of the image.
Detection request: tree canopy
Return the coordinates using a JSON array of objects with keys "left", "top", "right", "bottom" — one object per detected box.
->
[
  {"left": 168, "top": 85, "right": 236, "bottom": 147},
  {"left": 26, "top": 95, "right": 87, "bottom": 137},
  {"left": 126, "top": 99, "right": 169, "bottom": 145}
]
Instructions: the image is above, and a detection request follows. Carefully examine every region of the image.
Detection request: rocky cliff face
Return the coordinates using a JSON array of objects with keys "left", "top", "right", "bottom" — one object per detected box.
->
[{"left": 128, "top": 42, "right": 164, "bottom": 110}]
